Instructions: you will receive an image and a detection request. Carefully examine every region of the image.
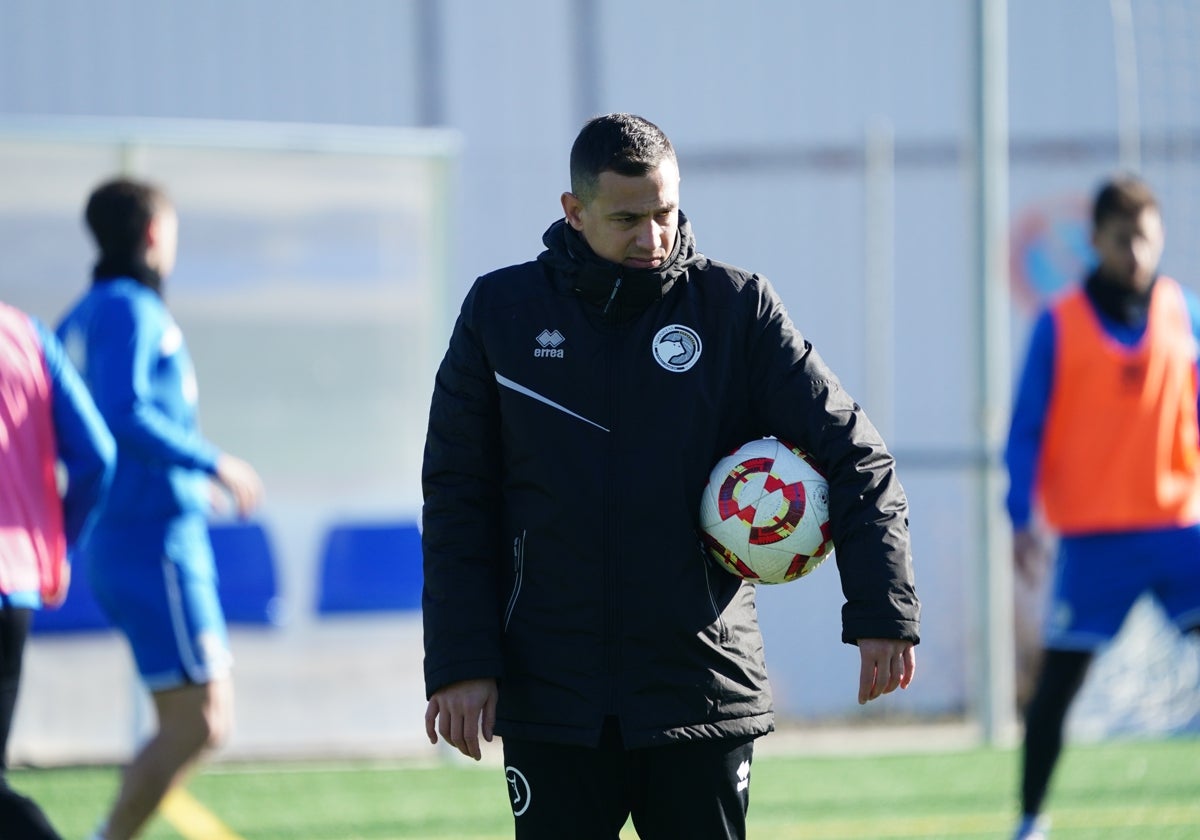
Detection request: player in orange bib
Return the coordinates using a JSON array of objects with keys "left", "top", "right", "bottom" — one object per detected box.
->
[{"left": 1004, "top": 174, "right": 1200, "bottom": 840}]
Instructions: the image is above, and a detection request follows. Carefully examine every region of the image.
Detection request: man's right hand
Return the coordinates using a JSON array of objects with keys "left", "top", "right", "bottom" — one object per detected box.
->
[
  {"left": 425, "top": 677, "right": 498, "bottom": 761},
  {"left": 214, "top": 453, "right": 264, "bottom": 518},
  {"left": 1013, "top": 527, "right": 1051, "bottom": 585}
]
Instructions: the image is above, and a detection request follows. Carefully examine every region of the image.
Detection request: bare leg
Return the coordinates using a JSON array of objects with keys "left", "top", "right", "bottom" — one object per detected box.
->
[{"left": 101, "top": 676, "right": 232, "bottom": 840}]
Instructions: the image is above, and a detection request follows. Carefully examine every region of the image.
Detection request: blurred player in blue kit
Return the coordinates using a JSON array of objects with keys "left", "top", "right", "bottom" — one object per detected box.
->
[
  {"left": 0, "top": 300, "right": 114, "bottom": 840},
  {"left": 421, "top": 114, "right": 920, "bottom": 840},
  {"left": 57, "top": 178, "right": 263, "bottom": 840},
  {"left": 1005, "top": 174, "right": 1200, "bottom": 840}
]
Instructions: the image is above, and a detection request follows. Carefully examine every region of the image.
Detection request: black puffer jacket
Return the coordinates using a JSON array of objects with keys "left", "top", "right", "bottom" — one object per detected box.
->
[{"left": 422, "top": 214, "right": 919, "bottom": 748}]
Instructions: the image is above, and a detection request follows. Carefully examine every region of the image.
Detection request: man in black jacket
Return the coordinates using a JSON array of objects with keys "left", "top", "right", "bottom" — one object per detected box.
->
[{"left": 422, "top": 113, "right": 919, "bottom": 840}]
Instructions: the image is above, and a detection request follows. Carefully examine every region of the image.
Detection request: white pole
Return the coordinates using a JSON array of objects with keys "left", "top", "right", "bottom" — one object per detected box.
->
[
  {"left": 974, "top": 0, "right": 1018, "bottom": 747},
  {"left": 1110, "top": 0, "right": 1142, "bottom": 173},
  {"left": 864, "top": 119, "right": 896, "bottom": 442}
]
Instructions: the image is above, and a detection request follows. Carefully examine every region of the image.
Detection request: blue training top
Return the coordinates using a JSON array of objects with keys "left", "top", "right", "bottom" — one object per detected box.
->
[
  {"left": 56, "top": 277, "right": 220, "bottom": 523},
  {"left": 1005, "top": 282, "right": 1200, "bottom": 530}
]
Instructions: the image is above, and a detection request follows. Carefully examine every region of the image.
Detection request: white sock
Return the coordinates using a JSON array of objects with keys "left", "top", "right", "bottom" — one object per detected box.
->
[{"left": 1015, "top": 814, "right": 1049, "bottom": 838}]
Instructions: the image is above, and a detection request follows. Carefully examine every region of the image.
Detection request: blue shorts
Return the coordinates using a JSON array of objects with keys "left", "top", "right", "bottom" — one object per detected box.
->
[
  {"left": 1046, "top": 524, "right": 1200, "bottom": 651},
  {"left": 85, "top": 515, "right": 231, "bottom": 691}
]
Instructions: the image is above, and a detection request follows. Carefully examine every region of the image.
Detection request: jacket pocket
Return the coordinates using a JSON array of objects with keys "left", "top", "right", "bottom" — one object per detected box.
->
[
  {"left": 700, "top": 549, "right": 729, "bottom": 645},
  {"left": 503, "top": 530, "right": 526, "bottom": 633}
]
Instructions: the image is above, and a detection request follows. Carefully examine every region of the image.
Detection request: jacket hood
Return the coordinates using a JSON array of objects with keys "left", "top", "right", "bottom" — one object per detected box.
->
[
  {"left": 536, "top": 211, "right": 705, "bottom": 317},
  {"left": 1084, "top": 267, "right": 1156, "bottom": 328}
]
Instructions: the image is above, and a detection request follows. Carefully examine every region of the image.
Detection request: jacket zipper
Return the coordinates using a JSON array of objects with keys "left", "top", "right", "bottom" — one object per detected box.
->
[
  {"left": 604, "top": 333, "right": 619, "bottom": 712},
  {"left": 602, "top": 275, "right": 623, "bottom": 316},
  {"left": 503, "top": 530, "right": 525, "bottom": 632}
]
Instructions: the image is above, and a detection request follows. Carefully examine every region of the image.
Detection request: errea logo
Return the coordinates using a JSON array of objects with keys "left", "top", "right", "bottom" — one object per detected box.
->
[{"left": 534, "top": 329, "right": 565, "bottom": 358}]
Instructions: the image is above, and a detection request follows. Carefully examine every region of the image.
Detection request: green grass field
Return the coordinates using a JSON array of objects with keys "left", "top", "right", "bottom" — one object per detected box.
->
[{"left": 11, "top": 735, "right": 1200, "bottom": 839}]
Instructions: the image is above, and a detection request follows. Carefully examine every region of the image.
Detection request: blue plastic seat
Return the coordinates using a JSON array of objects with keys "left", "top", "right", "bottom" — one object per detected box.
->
[
  {"left": 316, "top": 521, "right": 423, "bottom": 614},
  {"left": 208, "top": 520, "right": 283, "bottom": 626}
]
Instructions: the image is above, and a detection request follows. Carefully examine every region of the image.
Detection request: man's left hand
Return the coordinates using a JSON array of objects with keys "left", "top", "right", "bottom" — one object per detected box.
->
[{"left": 856, "top": 638, "right": 916, "bottom": 704}]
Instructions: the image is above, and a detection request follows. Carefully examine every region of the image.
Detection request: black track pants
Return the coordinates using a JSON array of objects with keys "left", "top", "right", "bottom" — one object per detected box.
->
[
  {"left": 1020, "top": 648, "right": 1093, "bottom": 816},
  {"left": 501, "top": 719, "right": 755, "bottom": 840},
  {"left": 0, "top": 605, "right": 32, "bottom": 769},
  {"left": 0, "top": 605, "right": 62, "bottom": 839}
]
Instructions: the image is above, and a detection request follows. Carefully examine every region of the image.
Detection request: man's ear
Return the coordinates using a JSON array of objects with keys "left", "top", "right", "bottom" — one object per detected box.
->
[
  {"left": 561, "top": 192, "right": 585, "bottom": 231},
  {"left": 143, "top": 215, "right": 161, "bottom": 248}
]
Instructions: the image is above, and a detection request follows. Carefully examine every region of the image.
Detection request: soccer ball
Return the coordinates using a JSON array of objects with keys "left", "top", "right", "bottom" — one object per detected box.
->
[{"left": 699, "top": 438, "right": 834, "bottom": 584}]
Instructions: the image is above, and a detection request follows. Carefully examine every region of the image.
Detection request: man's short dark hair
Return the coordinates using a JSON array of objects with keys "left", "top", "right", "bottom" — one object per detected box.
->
[
  {"left": 569, "top": 113, "right": 676, "bottom": 203},
  {"left": 84, "top": 177, "right": 170, "bottom": 259},
  {"left": 1093, "top": 173, "right": 1158, "bottom": 230}
]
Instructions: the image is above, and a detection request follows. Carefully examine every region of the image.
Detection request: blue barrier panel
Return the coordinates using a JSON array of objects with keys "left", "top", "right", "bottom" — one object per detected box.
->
[
  {"left": 316, "top": 522, "right": 422, "bottom": 614},
  {"left": 209, "top": 520, "right": 283, "bottom": 626},
  {"left": 30, "top": 552, "right": 111, "bottom": 634}
]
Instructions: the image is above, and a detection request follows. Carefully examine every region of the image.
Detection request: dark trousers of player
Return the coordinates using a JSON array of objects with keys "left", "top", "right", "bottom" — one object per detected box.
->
[
  {"left": 1020, "top": 625, "right": 1200, "bottom": 817},
  {"left": 502, "top": 717, "right": 754, "bottom": 840},
  {"left": 0, "top": 605, "right": 64, "bottom": 840}
]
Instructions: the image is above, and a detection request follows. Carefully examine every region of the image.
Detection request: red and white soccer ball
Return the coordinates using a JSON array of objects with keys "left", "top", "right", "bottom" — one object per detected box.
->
[{"left": 699, "top": 438, "right": 834, "bottom": 584}]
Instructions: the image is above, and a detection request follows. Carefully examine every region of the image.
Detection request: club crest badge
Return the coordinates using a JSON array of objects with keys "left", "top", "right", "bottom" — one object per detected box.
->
[
  {"left": 651, "top": 324, "right": 702, "bottom": 372},
  {"left": 505, "top": 765, "right": 532, "bottom": 817}
]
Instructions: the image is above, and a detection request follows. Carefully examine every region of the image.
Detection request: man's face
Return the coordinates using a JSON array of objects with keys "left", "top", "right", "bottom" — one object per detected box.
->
[
  {"left": 1092, "top": 206, "right": 1164, "bottom": 292},
  {"left": 561, "top": 158, "right": 680, "bottom": 269},
  {"left": 146, "top": 205, "right": 179, "bottom": 278}
]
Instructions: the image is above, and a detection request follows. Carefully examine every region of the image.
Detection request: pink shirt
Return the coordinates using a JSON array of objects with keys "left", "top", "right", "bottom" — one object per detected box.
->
[{"left": 0, "top": 303, "right": 66, "bottom": 599}]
